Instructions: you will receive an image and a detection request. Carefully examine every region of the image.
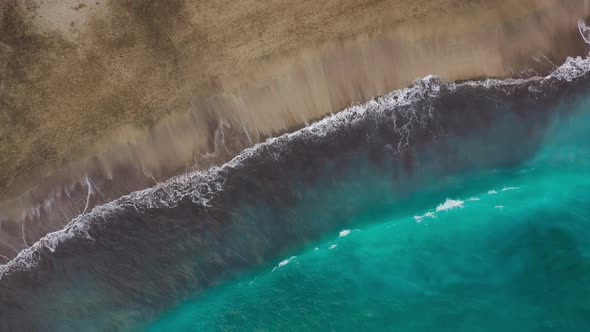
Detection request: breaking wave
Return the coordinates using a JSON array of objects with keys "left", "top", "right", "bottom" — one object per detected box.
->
[
  {"left": 1, "top": 54, "right": 590, "bottom": 331},
  {"left": 3, "top": 56, "right": 589, "bottom": 278}
]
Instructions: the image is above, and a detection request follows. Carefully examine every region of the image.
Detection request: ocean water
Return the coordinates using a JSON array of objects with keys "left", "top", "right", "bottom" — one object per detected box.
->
[
  {"left": 1, "top": 57, "right": 590, "bottom": 331},
  {"left": 145, "top": 100, "right": 590, "bottom": 331}
]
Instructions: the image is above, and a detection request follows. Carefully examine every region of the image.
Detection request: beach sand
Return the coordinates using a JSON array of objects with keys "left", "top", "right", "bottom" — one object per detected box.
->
[{"left": 0, "top": 0, "right": 588, "bottom": 260}]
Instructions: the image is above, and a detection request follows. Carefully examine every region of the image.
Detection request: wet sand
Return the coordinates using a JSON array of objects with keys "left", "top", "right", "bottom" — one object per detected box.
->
[{"left": 0, "top": 0, "right": 588, "bottom": 261}]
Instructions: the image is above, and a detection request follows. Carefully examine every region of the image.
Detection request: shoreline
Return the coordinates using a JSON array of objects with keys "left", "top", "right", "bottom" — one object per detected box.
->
[
  {"left": 0, "top": 0, "right": 588, "bottom": 260},
  {"left": 3, "top": 54, "right": 590, "bottom": 272},
  {"left": 2, "top": 54, "right": 590, "bottom": 330}
]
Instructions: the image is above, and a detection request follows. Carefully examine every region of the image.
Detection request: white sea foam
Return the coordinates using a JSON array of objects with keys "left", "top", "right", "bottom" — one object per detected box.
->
[
  {"left": 339, "top": 229, "right": 351, "bottom": 237},
  {"left": 272, "top": 256, "right": 297, "bottom": 272},
  {"left": 579, "top": 18, "right": 590, "bottom": 46},
  {"left": 467, "top": 197, "right": 481, "bottom": 201},
  {"left": 2, "top": 54, "right": 589, "bottom": 279},
  {"left": 488, "top": 190, "right": 498, "bottom": 195},
  {"left": 329, "top": 244, "right": 338, "bottom": 250},
  {"left": 501, "top": 187, "right": 519, "bottom": 192},
  {"left": 414, "top": 212, "right": 436, "bottom": 223},
  {"left": 436, "top": 199, "right": 464, "bottom": 212}
]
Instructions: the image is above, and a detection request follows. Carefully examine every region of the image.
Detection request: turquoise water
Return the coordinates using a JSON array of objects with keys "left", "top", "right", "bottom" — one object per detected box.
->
[{"left": 144, "top": 101, "right": 590, "bottom": 331}]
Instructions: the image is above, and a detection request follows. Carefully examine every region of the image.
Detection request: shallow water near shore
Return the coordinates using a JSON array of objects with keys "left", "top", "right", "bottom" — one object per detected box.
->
[{"left": 144, "top": 101, "right": 590, "bottom": 331}]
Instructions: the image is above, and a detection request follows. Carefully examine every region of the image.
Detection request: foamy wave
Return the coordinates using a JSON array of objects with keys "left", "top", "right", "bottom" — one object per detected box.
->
[
  {"left": 579, "top": 18, "right": 590, "bottom": 46},
  {"left": 436, "top": 199, "right": 465, "bottom": 212},
  {"left": 339, "top": 229, "right": 351, "bottom": 237},
  {"left": 414, "top": 212, "right": 436, "bottom": 223},
  {"left": 272, "top": 256, "right": 297, "bottom": 272},
  {"left": 2, "top": 55, "right": 590, "bottom": 279}
]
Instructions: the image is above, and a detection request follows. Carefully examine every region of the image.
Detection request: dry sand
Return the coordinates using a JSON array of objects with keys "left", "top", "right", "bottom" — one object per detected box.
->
[{"left": 0, "top": 0, "right": 588, "bottom": 261}]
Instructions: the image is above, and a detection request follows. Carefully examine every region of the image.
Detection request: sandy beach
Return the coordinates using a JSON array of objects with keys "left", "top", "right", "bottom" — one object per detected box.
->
[{"left": 0, "top": 0, "right": 588, "bottom": 260}]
